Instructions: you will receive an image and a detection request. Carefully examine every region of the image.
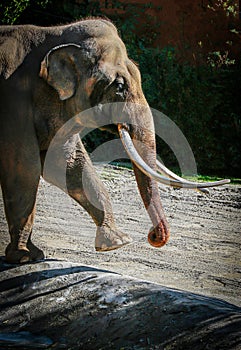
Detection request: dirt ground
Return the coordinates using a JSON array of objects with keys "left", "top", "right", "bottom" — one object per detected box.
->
[{"left": 0, "top": 164, "right": 240, "bottom": 307}]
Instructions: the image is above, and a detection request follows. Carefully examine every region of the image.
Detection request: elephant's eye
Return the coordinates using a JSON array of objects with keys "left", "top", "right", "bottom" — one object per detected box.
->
[
  {"left": 115, "top": 77, "right": 126, "bottom": 96},
  {"left": 117, "top": 82, "right": 124, "bottom": 92},
  {"left": 117, "top": 83, "right": 124, "bottom": 92}
]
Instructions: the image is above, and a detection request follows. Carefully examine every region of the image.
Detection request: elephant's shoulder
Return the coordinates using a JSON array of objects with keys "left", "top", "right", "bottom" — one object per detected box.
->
[{"left": 0, "top": 25, "right": 47, "bottom": 79}]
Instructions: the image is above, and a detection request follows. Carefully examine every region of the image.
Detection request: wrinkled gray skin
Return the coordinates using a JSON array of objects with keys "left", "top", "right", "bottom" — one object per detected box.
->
[{"left": 0, "top": 19, "right": 169, "bottom": 264}]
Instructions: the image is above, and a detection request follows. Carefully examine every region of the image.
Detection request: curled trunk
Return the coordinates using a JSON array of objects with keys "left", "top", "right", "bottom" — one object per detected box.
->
[
  {"left": 118, "top": 102, "right": 229, "bottom": 248},
  {"left": 118, "top": 103, "right": 170, "bottom": 247}
]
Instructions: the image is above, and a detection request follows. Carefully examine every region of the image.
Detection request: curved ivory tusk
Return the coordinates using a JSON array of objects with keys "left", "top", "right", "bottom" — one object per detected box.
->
[
  {"left": 118, "top": 125, "right": 230, "bottom": 189},
  {"left": 156, "top": 160, "right": 209, "bottom": 194}
]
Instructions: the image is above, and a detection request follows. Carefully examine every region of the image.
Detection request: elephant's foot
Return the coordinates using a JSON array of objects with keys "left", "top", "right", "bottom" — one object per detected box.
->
[
  {"left": 95, "top": 226, "right": 133, "bottom": 252},
  {"left": 5, "top": 241, "right": 44, "bottom": 264},
  {"left": 27, "top": 240, "right": 45, "bottom": 261}
]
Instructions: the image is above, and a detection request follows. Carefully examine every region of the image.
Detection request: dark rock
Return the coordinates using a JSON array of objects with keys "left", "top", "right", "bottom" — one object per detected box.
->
[{"left": 0, "top": 260, "right": 240, "bottom": 349}]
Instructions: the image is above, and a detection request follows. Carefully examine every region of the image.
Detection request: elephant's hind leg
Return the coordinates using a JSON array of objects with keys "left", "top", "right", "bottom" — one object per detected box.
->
[
  {"left": 0, "top": 150, "right": 44, "bottom": 264},
  {"left": 4, "top": 209, "right": 44, "bottom": 264}
]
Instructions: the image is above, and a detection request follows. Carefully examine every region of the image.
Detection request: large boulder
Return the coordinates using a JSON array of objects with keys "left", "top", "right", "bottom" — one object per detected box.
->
[{"left": 0, "top": 260, "right": 240, "bottom": 349}]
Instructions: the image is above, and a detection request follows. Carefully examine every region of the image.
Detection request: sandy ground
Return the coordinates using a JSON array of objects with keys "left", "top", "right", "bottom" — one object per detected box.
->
[{"left": 0, "top": 164, "right": 240, "bottom": 307}]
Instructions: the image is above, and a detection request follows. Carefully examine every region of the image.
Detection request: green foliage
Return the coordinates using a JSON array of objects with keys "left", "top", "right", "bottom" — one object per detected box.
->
[
  {"left": 62, "top": 0, "right": 102, "bottom": 19},
  {"left": 207, "top": 51, "right": 236, "bottom": 68},
  {"left": 207, "top": 0, "right": 238, "bottom": 17},
  {"left": 0, "top": 0, "right": 30, "bottom": 24},
  {"left": 162, "top": 62, "right": 240, "bottom": 176},
  {"left": 0, "top": 0, "right": 50, "bottom": 24}
]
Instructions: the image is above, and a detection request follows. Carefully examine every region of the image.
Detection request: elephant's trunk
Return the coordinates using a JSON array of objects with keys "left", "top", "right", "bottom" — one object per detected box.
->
[
  {"left": 133, "top": 161, "right": 170, "bottom": 248},
  {"left": 117, "top": 100, "right": 230, "bottom": 248},
  {"left": 117, "top": 103, "right": 170, "bottom": 247}
]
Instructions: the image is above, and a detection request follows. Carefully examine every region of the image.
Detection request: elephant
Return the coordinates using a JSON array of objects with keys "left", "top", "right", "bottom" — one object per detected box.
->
[{"left": 0, "top": 18, "right": 229, "bottom": 264}]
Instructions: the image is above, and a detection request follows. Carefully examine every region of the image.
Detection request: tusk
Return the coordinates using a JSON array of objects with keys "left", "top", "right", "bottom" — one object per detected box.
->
[
  {"left": 156, "top": 160, "right": 209, "bottom": 194},
  {"left": 118, "top": 125, "right": 230, "bottom": 189}
]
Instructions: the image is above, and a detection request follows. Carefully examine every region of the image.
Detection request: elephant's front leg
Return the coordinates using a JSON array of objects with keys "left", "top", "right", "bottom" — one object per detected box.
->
[
  {"left": 67, "top": 138, "right": 133, "bottom": 251},
  {"left": 43, "top": 135, "right": 132, "bottom": 251}
]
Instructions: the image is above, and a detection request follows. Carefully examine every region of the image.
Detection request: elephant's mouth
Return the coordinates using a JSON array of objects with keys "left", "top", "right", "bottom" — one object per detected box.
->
[
  {"left": 99, "top": 123, "right": 119, "bottom": 135},
  {"left": 117, "top": 124, "right": 230, "bottom": 192}
]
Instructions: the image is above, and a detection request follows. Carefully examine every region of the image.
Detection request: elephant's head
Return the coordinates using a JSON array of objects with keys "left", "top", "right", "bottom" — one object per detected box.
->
[{"left": 40, "top": 21, "right": 229, "bottom": 248}]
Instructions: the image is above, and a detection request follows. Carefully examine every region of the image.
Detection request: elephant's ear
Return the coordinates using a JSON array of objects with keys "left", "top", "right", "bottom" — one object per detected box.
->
[
  {"left": 39, "top": 44, "right": 82, "bottom": 101},
  {"left": 0, "top": 26, "right": 46, "bottom": 79}
]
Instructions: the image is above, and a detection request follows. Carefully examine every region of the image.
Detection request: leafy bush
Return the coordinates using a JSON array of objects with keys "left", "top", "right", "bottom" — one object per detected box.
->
[{"left": 0, "top": 0, "right": 50, "bottom": 24}]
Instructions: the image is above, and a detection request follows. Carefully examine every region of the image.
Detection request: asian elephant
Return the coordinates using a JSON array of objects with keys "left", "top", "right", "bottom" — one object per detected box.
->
[{"left": 0, "top": 18, "right": 229, "bottom": 264}]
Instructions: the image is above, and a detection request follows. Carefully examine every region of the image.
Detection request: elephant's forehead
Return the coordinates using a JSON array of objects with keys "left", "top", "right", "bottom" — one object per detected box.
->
[
  {"left": 72, "top": 19, "right": 120, "bottom": 45},
  {"left": 94, "top": 30, "right": 128, "bottom": 64},
  {"left": 86, "top": 21, "right": 127, "bottom": 58},
  {"left": 100, "top": 41, "right": 127, "bottom": 61},
  {"left": 72, "top": 21, "right": 128, "bottom": 63}
]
